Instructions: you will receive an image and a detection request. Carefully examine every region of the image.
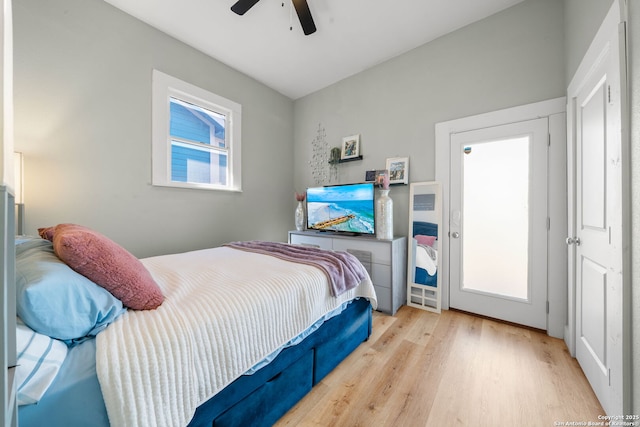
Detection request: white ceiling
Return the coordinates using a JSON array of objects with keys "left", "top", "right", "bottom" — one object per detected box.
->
[{"left": 104, "top": 0, "right": 525, "bottom": 100}]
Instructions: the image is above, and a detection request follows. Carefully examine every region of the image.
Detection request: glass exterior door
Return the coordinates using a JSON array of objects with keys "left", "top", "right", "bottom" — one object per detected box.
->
[{"left": 449, "top": 118, "right": 548, "bottom": 329}]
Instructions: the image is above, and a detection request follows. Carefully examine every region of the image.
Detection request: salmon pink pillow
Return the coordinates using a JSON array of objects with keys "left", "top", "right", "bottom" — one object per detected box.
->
[{"left": 46, "top": 224, "right": 164, "bottom": 310}]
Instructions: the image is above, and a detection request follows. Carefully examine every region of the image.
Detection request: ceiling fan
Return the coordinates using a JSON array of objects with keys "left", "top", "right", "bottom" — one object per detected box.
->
[{"left": 231, "top": 0, "right": 317, "bottom": 36}]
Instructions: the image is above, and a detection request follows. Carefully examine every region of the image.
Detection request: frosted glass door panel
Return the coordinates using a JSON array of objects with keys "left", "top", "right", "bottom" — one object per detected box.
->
[{"left": 462, "top": 137, "right": 530, "bottom": 300}]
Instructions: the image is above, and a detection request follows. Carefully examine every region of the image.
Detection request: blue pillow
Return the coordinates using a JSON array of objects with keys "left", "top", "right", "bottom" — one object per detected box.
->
[{"left": 15, "top": 237, "right": 126, "bottom": 345}]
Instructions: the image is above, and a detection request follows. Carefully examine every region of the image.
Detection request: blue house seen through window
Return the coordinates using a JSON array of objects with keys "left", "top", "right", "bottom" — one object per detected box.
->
[{"left": 170, "top": 98, "right": 227, "bottom": 185}]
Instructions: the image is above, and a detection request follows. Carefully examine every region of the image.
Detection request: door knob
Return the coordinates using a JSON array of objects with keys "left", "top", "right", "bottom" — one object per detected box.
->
[
  {"left": 451, "top": 232, "right": 460, "bottom": 239},
  {"left": 566, "top": 237, "right": 581, "bottom": 246}
]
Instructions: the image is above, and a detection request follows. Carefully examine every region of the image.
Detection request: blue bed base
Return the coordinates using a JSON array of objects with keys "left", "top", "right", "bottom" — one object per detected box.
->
[
  {"left": 19, "top": 298, "right": 372, "bottom": 427},
  {"left": 189, "top": 298, "right": 372, "bottom": 426}
]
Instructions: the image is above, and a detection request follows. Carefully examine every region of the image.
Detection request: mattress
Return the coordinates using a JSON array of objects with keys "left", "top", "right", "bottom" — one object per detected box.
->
[{"left": 17, "top": 300, "right": 358, "bottom": 427}]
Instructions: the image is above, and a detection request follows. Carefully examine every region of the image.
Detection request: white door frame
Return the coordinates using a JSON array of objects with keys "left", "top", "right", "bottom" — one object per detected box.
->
[
  {"left": 435, "top": 97, "right": 567, "bottom": 337},
  {"left": 566, "top": 0, "right": 631, "bottom": 414}
]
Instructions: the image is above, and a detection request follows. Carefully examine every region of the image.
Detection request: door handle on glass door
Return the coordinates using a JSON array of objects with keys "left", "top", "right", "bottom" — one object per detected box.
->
[{"left": 451, "top": 232, "right": 460, "bottom": 238}]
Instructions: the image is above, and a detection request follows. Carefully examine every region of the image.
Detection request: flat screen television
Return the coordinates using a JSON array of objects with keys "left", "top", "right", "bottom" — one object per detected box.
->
[{"left": 306, "top": 182, "right": 375, "bottom": 235}]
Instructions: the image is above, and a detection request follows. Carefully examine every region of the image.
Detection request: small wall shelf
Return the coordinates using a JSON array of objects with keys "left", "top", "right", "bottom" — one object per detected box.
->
[{"left": 337, "top": 156, "right": 363, "bottom": 164}]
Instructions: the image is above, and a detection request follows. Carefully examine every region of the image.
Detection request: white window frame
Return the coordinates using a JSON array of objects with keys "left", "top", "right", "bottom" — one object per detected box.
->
[{"left": 152, "top": 69, "right": 242, "bottom": 192}]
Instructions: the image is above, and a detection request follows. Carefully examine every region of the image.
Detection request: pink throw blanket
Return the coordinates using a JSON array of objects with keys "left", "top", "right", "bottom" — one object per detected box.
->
[{"left": 225, "top": 241, "right": 368, "bottom": 296}]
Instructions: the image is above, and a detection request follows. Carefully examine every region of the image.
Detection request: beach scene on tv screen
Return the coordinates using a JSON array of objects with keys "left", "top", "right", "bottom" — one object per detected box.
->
[{"left": 307, "top": 183, "right": 375, "bottom": 234}]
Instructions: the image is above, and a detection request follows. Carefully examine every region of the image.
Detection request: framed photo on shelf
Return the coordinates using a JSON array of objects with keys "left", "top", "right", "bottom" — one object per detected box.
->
[
  {"left": 386, "top": 157, "right": 409, "bottom": 185},
  {"left": 365, "top": 169, "right": 388, "bottom": 184},
  {"left": 341, "top": 134, "right": 360, "bottom": 160}
]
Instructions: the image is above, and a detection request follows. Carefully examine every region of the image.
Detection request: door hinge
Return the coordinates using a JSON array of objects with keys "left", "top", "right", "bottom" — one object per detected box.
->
[
  {"left": 608, "top": 85, "right": 612, "bottom": 104},
  {"left": 546, "top": 217, "right": 550, "bottom": 230},
  {"left": 546, "top": 301, "right": 549, "bottom": 314},
  {"left": 547, "top": 133, "right": 551, "bottom": 147}
]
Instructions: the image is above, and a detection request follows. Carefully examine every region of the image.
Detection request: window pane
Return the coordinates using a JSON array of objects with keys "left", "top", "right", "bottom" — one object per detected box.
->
[
  {"left": 170, "top": 97, "right": 226, "bottom": 148},
  {"left": 171, "top": 141, "right": 227, "bottom": 185},
  {"left": 462, "top": 136, "right": 529, "bottom": 299}
]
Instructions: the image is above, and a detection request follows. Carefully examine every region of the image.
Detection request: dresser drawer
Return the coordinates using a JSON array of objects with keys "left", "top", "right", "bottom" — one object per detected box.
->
[
  {"left": 371, "top": 264, "right": 391, "bottom": 289},
  {"left": 331, "top": 238, "right": 391, "bottom": 265},
  {"left": 288, "top": 233, "right": 333, "bottom": 250}
]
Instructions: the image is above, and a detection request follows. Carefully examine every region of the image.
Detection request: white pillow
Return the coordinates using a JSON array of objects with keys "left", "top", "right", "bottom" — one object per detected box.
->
[{"left": 16, "top": 318, "right": 68, "bottom": 405}]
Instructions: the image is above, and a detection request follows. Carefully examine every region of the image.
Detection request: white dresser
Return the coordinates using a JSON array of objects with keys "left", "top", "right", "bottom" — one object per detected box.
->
[{"left": 288, "top": 231, "right": 407, "bottom": 315}]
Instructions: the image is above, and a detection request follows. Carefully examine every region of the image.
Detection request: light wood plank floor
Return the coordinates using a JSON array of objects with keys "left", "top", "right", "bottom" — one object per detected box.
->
[{"left": 275, "top": 306, "right": 604, "bottom": 427}]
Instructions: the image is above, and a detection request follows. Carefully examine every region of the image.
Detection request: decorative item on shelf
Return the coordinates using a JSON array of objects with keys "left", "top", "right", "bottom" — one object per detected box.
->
[
  {"left": 375, "top": 171, "right": 393, "bottom": 240},
  {"left": 294, "top": 191, "right": 306, "bottom": 231},
  {"left": 339, "top": 134, "right": 363, "bottom": 162},
  {"left": 328, "top": 147, "right": 341, "bottom": 181},
  {"left": 309, "top": 123, "right": 329, "bottom": 185},
  {"left": 365, "top": 169, "right": 387, "bottom": 183},
  {"left": 386, "top": 157, "right": 409, "bottom": 185},
  {"left": 329, "top": 147, "right": 341, "bottom": 165}
]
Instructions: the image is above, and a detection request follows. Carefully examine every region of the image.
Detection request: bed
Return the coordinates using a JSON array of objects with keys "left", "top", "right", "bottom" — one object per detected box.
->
[{"left": 15, "top": 225, "right": 377, "bottom": 427}]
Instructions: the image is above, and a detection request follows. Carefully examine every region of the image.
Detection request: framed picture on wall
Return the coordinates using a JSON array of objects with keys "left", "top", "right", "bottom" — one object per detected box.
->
[
  {"left": 386, "top": 157, "right": 409, "bottom": 185},
  {"left": 365, "top": 169, "right": 388, "bottom": 184},
  {"left": 341, "top": 134, "right": 360, "bottom": 160}
]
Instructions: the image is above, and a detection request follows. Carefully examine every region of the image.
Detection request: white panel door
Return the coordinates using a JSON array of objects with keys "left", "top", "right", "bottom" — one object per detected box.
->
[
  {"left": 449, "top": 118, "right": 548, "bottom": 329},
  {"left": 568, "top": 3, "right": 625, "bottom": 413}
]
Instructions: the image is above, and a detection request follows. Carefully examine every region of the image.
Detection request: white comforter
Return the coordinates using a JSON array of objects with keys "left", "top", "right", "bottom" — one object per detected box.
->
[{"left": 96, "top": 246, "right": 377, "bottom": 427}]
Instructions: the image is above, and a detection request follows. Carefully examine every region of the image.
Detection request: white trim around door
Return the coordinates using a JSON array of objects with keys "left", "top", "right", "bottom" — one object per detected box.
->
[{"left": 435, "top": 97, "right": 567, "bottom": 338}]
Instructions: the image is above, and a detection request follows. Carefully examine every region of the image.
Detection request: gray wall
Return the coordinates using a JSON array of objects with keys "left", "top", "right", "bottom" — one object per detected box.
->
[
  {"left": 293, "top": 0, "right": 565, "bottom": 240},
  {"left": 564, "top": 0, "right": 615, "bottom": 83},
  {"left": 13, "top": 0, "right": 295, "bottom": 258}
]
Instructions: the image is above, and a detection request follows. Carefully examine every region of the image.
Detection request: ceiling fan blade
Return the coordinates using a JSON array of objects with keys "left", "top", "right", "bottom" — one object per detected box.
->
[
  {"left": 231, "top": 0, "right": 261, "bottom": 15},
  {"left": 292, "top": 0, "right": 316, "bottom": 35}
]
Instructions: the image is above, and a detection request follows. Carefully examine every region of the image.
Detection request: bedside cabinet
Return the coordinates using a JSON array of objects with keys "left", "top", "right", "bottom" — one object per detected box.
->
[{"left": 288, "top": 231, "right": 407, "bottom": 315}]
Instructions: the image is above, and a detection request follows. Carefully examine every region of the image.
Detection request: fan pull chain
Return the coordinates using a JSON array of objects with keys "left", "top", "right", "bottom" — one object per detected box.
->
[
  {"left": 281, "top": 2, "right": 293, "bottom": 31},
  {"left": 282, "top": 1, "right": 297, "bottom": 32},
  {"left": 289, "top": 1, "right": 293, "bottom": 31}
]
